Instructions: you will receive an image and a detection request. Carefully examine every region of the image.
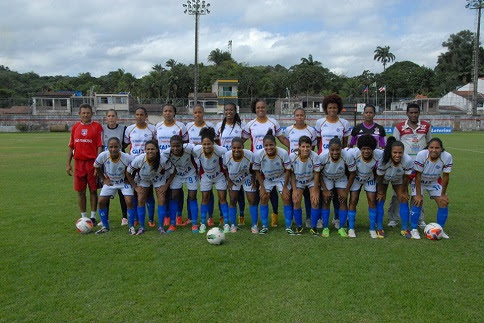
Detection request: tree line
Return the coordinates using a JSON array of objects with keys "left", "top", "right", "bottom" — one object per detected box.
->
[{"left": 0, "top": 30, "right": 482, "bottom": 107}]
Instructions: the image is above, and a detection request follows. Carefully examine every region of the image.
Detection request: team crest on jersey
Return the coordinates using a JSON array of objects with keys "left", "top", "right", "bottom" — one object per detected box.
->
[
  {"left": 212, "top": 159, "right": 217, "bottom": 163},
  {"left": 81, "top": 129, "right": 88, "bottom": 136},
  {"left": 338, "top": 166, "right": 343, "bottom": 170},
  {"left": 235, "top": 130, "right": 239, "bottom": 133},
  {"left": 172, "top": 130, "right": 176, "bottom": 134},
  {"left": 374, "top": 129, "right": 380, "bottom": 135},
  {"left": 144, "top": 134, "right": 148, "bottom": 137},
  {"left": 436, "top": 165, "right": 441, "bottom": 169},
  {"left": 275, "top": 162, "right": 280, "bottom": 166},
  {"left": 336, "top": 128, "right": 341, "bottom": 133},
  {"left": 308, "top": 164, "right": 313, "bottom": 168},
  {"left": 106, "top": 161, "right": 110, "bottom": 164}
]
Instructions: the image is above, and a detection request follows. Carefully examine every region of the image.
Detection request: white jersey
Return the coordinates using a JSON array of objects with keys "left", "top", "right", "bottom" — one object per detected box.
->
[
  {"left": 215, "top": 120, "right": 245, "bottom": 150},
  {"left": 314, "top": 117, "right": 352, "bottom": 154},
  {"left": 155, "top": 120, "right": 187, "bottom": 151},
  {"left": 223, "top": 149, "right": 253, "bottom": 185},
  {"left": 102, "top": 124, "right": 126, "bottom": 151},
  {"left": 377, "top": 153, "right": 414, "bottom": 182},
  {"left": 186, "top": 121, "right": 216, "bottom": 145},
  {"left": 345, "top": 147, "right": 383, "bottom": 182},
  {"left": 127, "top": 153, "right": 173, "bottom": 182},
  {"left": 124, "top": 123, "right": 156, "bottom": 156},
  {"left": 289, "top": 150, "right": 321, "bottom": 186},
  {"left": 162, "top": 143, "right": 198, "bottom": 177},
  {"left": 253, "top": 147, "right": 291, "bottom": 182},
  {"left": 94, "top": 151, "right": 133, "bottom": 183},
  {"left": 284, "top": 124, "right": 318, "bottom": 154},
  {"left": 192, "top": 145, "right": 227, "bottom": 180},
  {"left": 319, "top": 149, "right": 356, "bottom": 180},
  {"left": 242, "top": 117, "right": 283, "bottom": 152},
  {"left": 414, "top": 150, "right": 453, "bottom": 183}
]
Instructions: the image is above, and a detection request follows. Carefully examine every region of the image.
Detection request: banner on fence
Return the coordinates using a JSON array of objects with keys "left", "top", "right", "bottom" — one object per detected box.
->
[{"left": 384, "top": 126, "right": 452, "bottom": 135}]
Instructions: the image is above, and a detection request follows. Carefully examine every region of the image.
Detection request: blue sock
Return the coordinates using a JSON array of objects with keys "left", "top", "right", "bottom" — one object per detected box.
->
[
  {"left": 127, "top": 208, "right": 135, "bottom": 227},
  {"left": 368, "top": 208, "right": 377, "bottom": 231},
  {"left": 399, "top": 202, "right": 409, "bottom": 230},
  {"left": 249, "top": 205, "right": 258, "bottom": 227},
  {"left": 348, "top": 210, "right": 356, "bottom": 230},
  {"left": 189, "top": 199, "right": 198, "bottom": 223},
  {"left": 169, "top": 199, "right": 178, "bottom": 226},
  {"left": 133, "top": 195, "right": 139, "bottom": 221},
  {"left": 376, "top": 200, "right": 385, "bottom": 230},
  {"left": 98, "top": 208, "right": 109, "bottom": 229},
  {"left": 201, "top": 204, "right": 209, "bottom": 225},
  {"left": 260, "top": 204, "right": 269, "bottom": 228},
  {"left": 339, "top": 209, "right": 348, "bottom": 229},
  {"left": 208, "top": 194, "right": 214, "bottom": 218},
  {"left": 322, "top": 209, "right": 330, "bottom": 228},
  {"left": 310, "top": 208, "right": 320, "bottom": 228},
  {"left": 137, "top": 205, "right": 146, "bottom": 229},
  {"left": 294, "top": 208, "right": 303, "bottom": 227},
  {"left": 283, "top": 205, "right": 293, "bottom": 228},
  {"left": 437, "top": 207, "right": 448, "bottom": 227},
  {"left": 146, "top": 195, "right": 155, "bottom": 222},
  {"left": 411, "top": 205, "right": 422, "bottom": 230},
  {"left": 157, "top": 205, "right": 166, "bottom": 228},
  {"left": 229, "top": 206, "right": 237, "bottom": 226},
  {"left": 220, "top": 203, "right": 229, "bottom": 224}
]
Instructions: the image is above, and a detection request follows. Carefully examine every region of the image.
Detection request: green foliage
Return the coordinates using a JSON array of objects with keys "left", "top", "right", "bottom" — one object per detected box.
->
[
  {"left": 381, "top": 61, "right": 434, "bottom": 98},
  {"left": 373, "top": 46, "right": 396, "bottom": 71}
]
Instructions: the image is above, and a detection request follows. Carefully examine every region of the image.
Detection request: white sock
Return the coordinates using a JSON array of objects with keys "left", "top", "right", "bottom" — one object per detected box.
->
[
  {"left": 81, "top": 212, "right": 87, "bottom": 218},
  {"left": 91, "top": 211, "right": 97, "bottom": 219}
]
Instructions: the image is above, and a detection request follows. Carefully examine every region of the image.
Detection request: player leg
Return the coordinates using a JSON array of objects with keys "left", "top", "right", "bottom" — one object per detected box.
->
[
  {"left": 269, "top": 187, "right": 279, "bottom": 227},
  {"left": 96, "top": 188, "right": 111, "bottom": 234},
  {"left": 135, "top": 185, "right": 150, "bottom": 235},
  {"left": 121, "top": 185, "right": 136, "bottom": 235},
  {"left": 292, "top": 186, "right": 304, "bottom": 234},
  {"left": 229, "top": 185, "right": 240, "bottom": 232},
  {"left": 237, "top": 186, "right": 246, "bottom": 226},
  {"left": 348, "top": 180, "right": 362, "bottom": 238},
  {"left": 280, "top": 181, "right": 294, "bottom": 235},
  {"left": 387, "top": 190, "right": 399, "bottom": 227},
  {"left": 146, "top": 185, "right": 155, "bottom": 227},
  {"left": 86, "top": 162, "right": 99, "bottom": 225},
  {"left": 376, "top": 182, "right": 388, "bottom": 238},
  {"left": 303, "top": 187, "right": 311, "bottom": 228},
  {"left": 394, "top": 183, "right": 411, "bottom": 239},
  {"left": 154, "top": 185, "right": 167, "bottom": 234},
  {"left": 118, "top": 189, "right": 128, "bottom": 225},
  {"left": 259, "top": 181, "right": 273, "bottom": 234},
  {"left": 215, "top": 176, "right": 230, "bottom": 233},
  {"left": 336, "top": 187, "right": 349, "bottom": 237},
  {"left": 331, "top": 189, "right": 340, "bottom": 229}
]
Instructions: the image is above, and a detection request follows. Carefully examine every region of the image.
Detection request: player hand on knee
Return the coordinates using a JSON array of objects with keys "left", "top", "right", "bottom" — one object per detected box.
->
[{"left": 413, "top": 194, "right": 423, "bottom": 207}]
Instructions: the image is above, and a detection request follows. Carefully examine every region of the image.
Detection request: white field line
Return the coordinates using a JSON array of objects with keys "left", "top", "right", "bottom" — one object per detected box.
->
[{"left": 447, "top": 147, "right": 484, "bottom": 154}]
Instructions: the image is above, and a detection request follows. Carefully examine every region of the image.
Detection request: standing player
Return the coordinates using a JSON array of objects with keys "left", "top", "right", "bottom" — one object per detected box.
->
[
  {"left": 284, "top": 107, "right": 318, "bottom": 228},
  {"left": 192, "top": 127, "right": 230, "bottom": 233},
  {"left": 223, "top": 137, "right": 258, "bottom": 233},
  {"left": 388, "top": 103, "right": 432, "bottom": 228},
  {"left": 66, "top": 103, "right": 103, "bottom": 226},
  {"left": 243, "top": 99, "right": 290, "bottom": 227},
  {"left": 162, "top": 136, "right": 200, "bottom": 233},
  {"left": 349, "top": 104, "right": 386, "bottom": 148},
  {"left": 94, "top": 137, "right": 135, "bottom": 234},
  {"left": 154, "top": 103, "right": 188, "bottom": 227},
  {"left": 126, "top": 140, "right": 175, "bottom": 235},
  {"left": 318, "top": 136, "right": 356, "bottom": 237},
  {"left": 314, "top": 94, "right": 352, "bottom": 230},
  {"left": 124, "top": 107, "right": 157, "bottom": 227},
  {"left": 412, "top": 138, "right": 452, "bottom": 239},
  {"left": 102, "top": 109, "right": 129, "bottom": 225},
  {"left": 289, "top": 136, "right": 320, "bottom": 235},
  {"left": 216, "top": 102, "right": 246, "bottom": 226},
  {"left": 376, "top": 137, "right": 414, "bottom": 238},
  {"left": 253, "top": 129, "right": 293, "bottom": 235},
  {"left": 346, "top": 135, "right": 383, "bottom": 238}
]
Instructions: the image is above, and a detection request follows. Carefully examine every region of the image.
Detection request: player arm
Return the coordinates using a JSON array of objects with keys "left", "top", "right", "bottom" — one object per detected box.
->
[
  {"left": 125, "top": 169, "right": 136, "bottom": 188},
  {"left": 277, "top": 135, "right": 290, "bottom": 148},
  {"left": 441, "top": 172, "right": 450, "bottom": 196},
  {"left": 66, "top": 147, "right": 74, "bottom": 176},
  {"left": 342, "top": 135, "right": 349, "bottom": 149},
  {"left": 254, "top": 170, "right": 266, "bottom": 197},
  {"left": 376, "top": 174, "right": 385, "bottom": 202},
  {"left": 340, "top": 171, "right": 356, "bottom": 203}
]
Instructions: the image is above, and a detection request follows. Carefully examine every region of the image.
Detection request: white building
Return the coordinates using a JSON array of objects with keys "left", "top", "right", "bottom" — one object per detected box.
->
[{"left": 439, "top": 78, "right": 484, "bottom": 113}]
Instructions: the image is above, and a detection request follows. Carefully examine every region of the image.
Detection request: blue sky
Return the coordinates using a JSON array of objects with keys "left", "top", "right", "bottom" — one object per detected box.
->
[{"left": 0, "top": 0, "right": 478, "bottom": 77}]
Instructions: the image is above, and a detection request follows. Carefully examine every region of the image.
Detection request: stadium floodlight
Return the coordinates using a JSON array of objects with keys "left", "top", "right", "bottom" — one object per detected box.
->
[{"left": 466, "top": 0, "right": 483, "bottom": 115}]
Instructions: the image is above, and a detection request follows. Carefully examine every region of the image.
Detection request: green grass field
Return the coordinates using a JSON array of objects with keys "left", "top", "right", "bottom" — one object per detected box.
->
[{"left": 0, "top": 132, "right": 483, "bottom": 322}]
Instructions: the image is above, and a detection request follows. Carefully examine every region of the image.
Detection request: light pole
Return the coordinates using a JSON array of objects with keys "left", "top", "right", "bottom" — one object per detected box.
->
[
  {"left": 286, "top": 87, "right": 291, "bottom": 113},
  {"left": 183, "top": 0, "right": 210, "bottom": 109},
  {"left": 467, "top": 0, "right": 483, "bottom": 116}
]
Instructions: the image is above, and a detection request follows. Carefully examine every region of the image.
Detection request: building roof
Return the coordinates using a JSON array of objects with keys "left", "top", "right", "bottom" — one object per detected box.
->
[
  {"left": 33, "top": 91, "right": 75, "bottom": 98},
  {"left": 453, "top": 91, "right": 484, "bottom": 100}
]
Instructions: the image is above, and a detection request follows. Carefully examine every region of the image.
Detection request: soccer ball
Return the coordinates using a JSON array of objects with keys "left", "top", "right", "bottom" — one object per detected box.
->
[
  {"left": 424, "top": 223, "right": 443, "bottom": 240},
  {"left": 206, "top": 227, "right": 225, "bottom": 245},
  {"left": 76, "top": 218, "right": 93, "bottom": 234}
]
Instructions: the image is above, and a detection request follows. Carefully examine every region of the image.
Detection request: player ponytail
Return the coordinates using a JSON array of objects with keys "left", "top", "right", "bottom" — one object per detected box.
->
[
  {"left": 263, "top": 128, "right": 276, "bottom": 144},
  {"left": 200, "top": 126, "right": 216, "bottom": 143},
  {"left": 145, "top": 140, "right": 160, "bottom": 171},
  {"left": 425, "top": 137, "right": 445, "bottom": 151},
  {"left": 382, "top": 136, "right": 404, "bottom": 164},
  {"left": 357, "top": 134, "right": 377, "bottom": 150}
]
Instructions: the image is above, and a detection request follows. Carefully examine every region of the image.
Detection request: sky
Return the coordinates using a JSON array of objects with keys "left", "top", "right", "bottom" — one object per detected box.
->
[{"left": 0, "top": 0, "right": 478, "bottom": 78}]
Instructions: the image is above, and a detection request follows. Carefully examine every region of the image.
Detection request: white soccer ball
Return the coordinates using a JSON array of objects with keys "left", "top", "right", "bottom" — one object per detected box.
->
[
  {"left": 206, "top": 227, "right": 225, "bottom": 245},
  {"left": 76, "top": 217, "right": 93, "bottom": 234},
  {"left": 424, "top": 222, "right": 443, "bottom": 240}
]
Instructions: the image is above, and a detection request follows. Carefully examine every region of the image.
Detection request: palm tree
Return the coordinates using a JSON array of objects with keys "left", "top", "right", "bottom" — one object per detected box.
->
[
  {"left": 207, "top": 49, "right": 233, "bottom": 66},
  {"left": 373, "top": 46, "right": 396, "bottom": 71},
  {"left": 151, "top": 64, "right": 165, "bottom": 74},
  {"left": 165, "top": 59, "right": 177, "bottom": 70},
  {"left": 300, "top": 54, "right": 321, "bottom": 66}
]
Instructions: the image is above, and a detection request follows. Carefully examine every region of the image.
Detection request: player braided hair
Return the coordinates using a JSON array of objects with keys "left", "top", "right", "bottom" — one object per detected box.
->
[
  {"left": 220, "top": 102, "right": 241, "bottom": 136},
  {"left": 382, "top": 136, "right": 404, "bottom": 164},
  {"left": 357, "top": 134, "right": 377, "bottom": 150},
  {"left": 145, "top": 140, "right": 160, "bottom": 171},
  {"left": 200, "top": 126, "right": 216, "bottom": 143},
  {"left": 263, "top": 129, "right": 276, "bottom": 144},
  {"left": 425, "top": 137, "right": 445, "bottom": 152},
  {"left": 329, "top": 135, "right": 342, "bottom": 148}
]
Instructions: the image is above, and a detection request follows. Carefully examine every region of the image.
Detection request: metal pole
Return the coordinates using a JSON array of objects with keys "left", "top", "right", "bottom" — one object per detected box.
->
[
  {"left": 194, "top": 12, "right": 199, "bottom": 108},
  {"left": 473, "top": 3, "right": 482, "bottom": 115}
]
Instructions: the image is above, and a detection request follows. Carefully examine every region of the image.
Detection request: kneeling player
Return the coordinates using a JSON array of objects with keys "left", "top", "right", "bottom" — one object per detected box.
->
[
  {"left": 253, "top": 129, "right": 292, "bottom": 235},
  {"left": 346, "top": 135, "right": 383, "bottom": 238},
  {"left": 290, "top": 136, "right": 320, "bottom": 234},
  {"left": 412, "top": 138, "right": 452, "bottom": 239},
  {"left": 223, "top": 137, "right": 258, "bottom": 233},
  {"left": 94, "top": 137, "right": 135, "bottom": 234}
]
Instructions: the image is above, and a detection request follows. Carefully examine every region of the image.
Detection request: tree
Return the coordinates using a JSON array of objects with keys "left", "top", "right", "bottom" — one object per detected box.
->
[
  {"left": 381, "top": 61, "right": 434, "bottom": 98},
  {"left": 373, "top": 46, "right": 396, "bottom": 71},
  {"left": 207, "top": 49, "right": 233, "bottom": 66},
  {"left": 300, "top": 54, "right": 321, "bottom": 66},
  {"left": 165, "top": 59, "right": 177, "bottom": 70}
]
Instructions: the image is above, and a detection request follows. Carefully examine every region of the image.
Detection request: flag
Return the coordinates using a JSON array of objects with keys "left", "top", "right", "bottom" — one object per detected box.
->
[
  {"left": 370, "top": 82, "right": 377, "bottom": 87},
  {"left": 362, "top": 85, "right": 369, "bottom": 93},
  {"left": 379, "top": 86, "right": 386, "bottom": 93}
]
